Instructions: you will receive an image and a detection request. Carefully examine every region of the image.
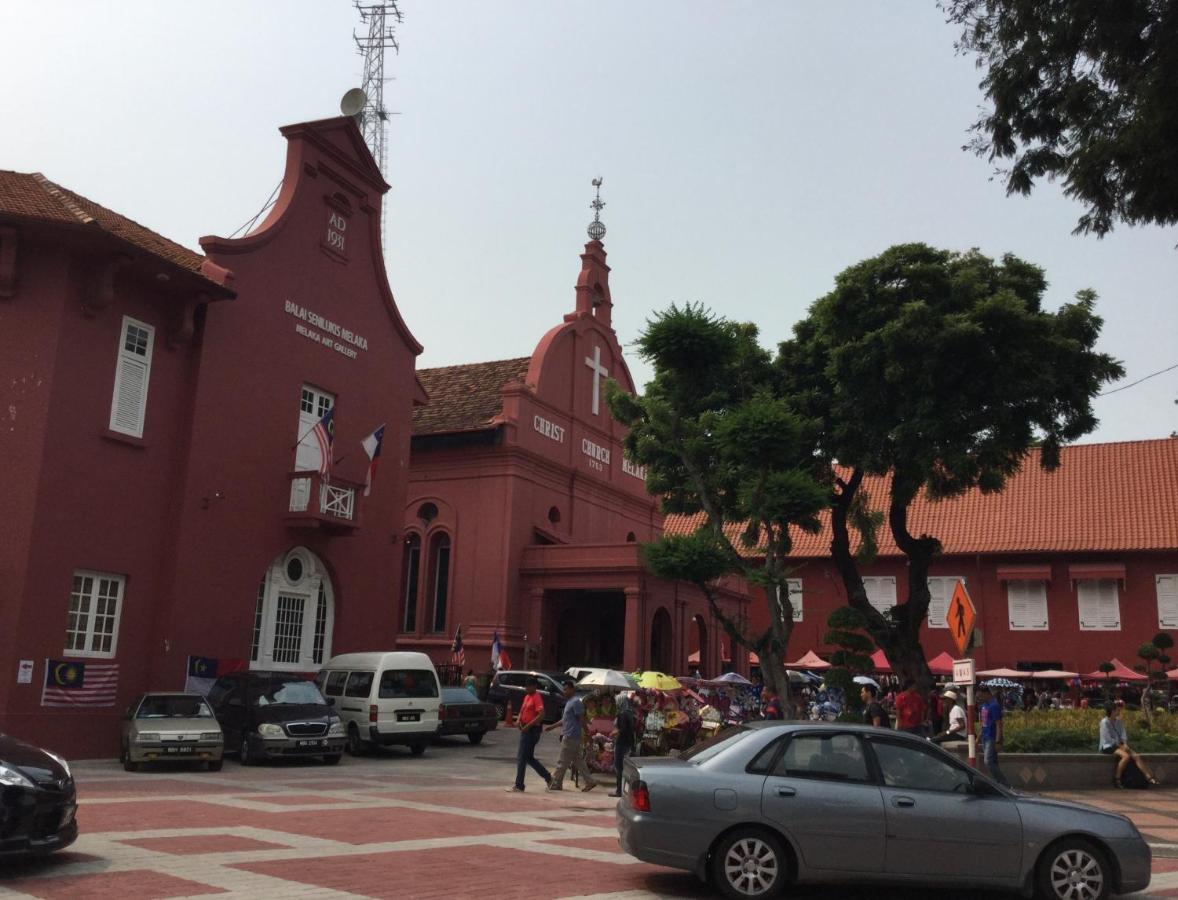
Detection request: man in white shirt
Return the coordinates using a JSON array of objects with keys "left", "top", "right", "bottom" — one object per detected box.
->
[{"left": 932, "top": 688, "right": 968, "bottom": 744}]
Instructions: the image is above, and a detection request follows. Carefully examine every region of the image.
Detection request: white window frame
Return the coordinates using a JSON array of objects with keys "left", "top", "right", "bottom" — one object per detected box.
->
[
  {"left": 788, "top": 579, "right": 803, "bottom": 622},
  {"left": 252, "top": 549, "right": 334, "bottom": 672},
  {"left": 64, "top": 570, "right": 124, "bottom": 658},
  {"left": 1007, "top": 579, "right": 1049, "bottom": 631},
  {"left": 863, "top": 576, "right": 897, "bottom": 616},
  {"left": 926, "top": 576, "right": 966, "bottom": 630},
  {"left": 1076, "top": 578, "right": 1121, "bottom": 631},
  {"left": 1157, "top": 575, "right": 1178, "bottom": 629},
  {"left": 108, "top": 316, "right": 154, "bottom": 438}
]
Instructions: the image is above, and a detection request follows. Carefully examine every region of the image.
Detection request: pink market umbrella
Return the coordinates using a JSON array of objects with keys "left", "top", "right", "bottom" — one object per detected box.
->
[
  {"left": 870, "top": 649, "right": 892, "bottom": 674},
  {"left": 927, "top": 652, "right": 956, "bottom": 677},
  {"left": 785, "top": 650, "right": 831, "bottom": 671},
  {"left": 977, "top": 667, "right": 1032, "bottom": 679},
  {"left": 1031, "top": 669, "right": 1079, "bottom": 680},
  {"left": 1168, "top": 668, "right": 1178, "bottom": 681},
  {"left": 1081, "top": 658, "right": 1147, "bottom": 682}
]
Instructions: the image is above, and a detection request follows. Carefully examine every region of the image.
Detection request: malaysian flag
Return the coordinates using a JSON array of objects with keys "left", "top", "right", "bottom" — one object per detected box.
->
[
  {"left": 313, "top": 408, "right": 335, "bottom": 480},
  {"left": 451, "top": 626, "right": 465, "bottom": 667},
  {"left": 41, "top": 659, "right": 118, "bottom": 708}
]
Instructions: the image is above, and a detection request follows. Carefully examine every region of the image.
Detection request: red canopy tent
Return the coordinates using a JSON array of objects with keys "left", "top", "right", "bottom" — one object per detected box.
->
[
  {"left": 870, "top": 649, "right": 891, "bottom": 673},
  {"left": 1081, "top": 658, "right": 1147, "bottom": 682},
  {"left": 927, "top": 651, "right": 956, "bottom": 677},
  {"left": 786, "top": 650, "right": 831, "bottom": 671}
]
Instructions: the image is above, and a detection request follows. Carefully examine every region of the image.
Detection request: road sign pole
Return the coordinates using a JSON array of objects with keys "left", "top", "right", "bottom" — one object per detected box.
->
[{"left": 966, "top": 682, "right": 977, "bottom": 769}]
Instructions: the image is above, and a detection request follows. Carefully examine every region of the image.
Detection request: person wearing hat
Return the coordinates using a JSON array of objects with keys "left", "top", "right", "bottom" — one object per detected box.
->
[{"left": 932, "top": 688, "right": 967, "bottom": 744}]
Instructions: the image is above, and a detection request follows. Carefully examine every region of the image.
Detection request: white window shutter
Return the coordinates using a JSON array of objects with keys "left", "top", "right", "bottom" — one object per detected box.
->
[
  {"left": 1097, "top": 580, "right": 1120, "bottom": 630},
  {"left": 1157, "top": 575, "right": 1178, "bottom": 629},
  {"left": 1008, "top": 579, "right": 1048, "bottom": 631},
  {"left": 926, "top": 577, "right": 959, "bottom": 629},
  {"left": 1078, "top": 579, "right": 1121, "bottom": 631},
  {"left": 108, "top": 317, "right": 154, "bottom": 437},
  {"left": 864, "top": 577, "right": 896, "bottom": 616},
  {"left": 788, "top": 579, "right": 803, "bottom": 622}
]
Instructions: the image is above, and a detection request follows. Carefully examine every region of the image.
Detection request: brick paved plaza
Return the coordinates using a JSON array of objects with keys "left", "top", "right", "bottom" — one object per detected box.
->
[{"left": 5, "top": 729, "right": 1178, "bottom": 899}]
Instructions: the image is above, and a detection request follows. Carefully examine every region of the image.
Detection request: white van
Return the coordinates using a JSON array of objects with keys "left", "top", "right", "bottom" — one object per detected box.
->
[{"left": 316, "top": 652, "right": 441, "bottom": 756}]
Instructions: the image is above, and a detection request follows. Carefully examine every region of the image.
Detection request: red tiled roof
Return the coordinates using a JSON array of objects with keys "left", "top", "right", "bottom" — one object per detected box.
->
[
  {"left": 663, "top": 438, "right": 1178, "bottom": 555},
  {"left": 0, "top": 170, "right": 215, "bottom": 282},
  {"left": 413, "top": 357, "right": 531, "bottom": 436}
]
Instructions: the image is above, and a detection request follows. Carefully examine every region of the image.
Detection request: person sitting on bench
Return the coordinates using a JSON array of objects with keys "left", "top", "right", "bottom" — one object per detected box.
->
[{"left": 1100, "top": 702, "right": 1159, "bottom": 787}]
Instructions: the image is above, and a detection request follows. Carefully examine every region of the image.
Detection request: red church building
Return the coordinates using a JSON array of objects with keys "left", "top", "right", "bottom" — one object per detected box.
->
[
  {"left": 0, "top": 116, "right": 424, "bottom": 756},
  {"left": 401, "top": 236, "right": 746, "bottom": 677}
]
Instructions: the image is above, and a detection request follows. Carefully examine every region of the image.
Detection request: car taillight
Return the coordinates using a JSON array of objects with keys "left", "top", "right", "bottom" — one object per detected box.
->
[
  {"left": 369, "top": 704, "right": 378, "bottom": 723},
  {"left": 628, "top": 780, "right": 651, "bottom": 813},
  {"left": 438, "top": 704, "right": 447, "bottom": 720}
]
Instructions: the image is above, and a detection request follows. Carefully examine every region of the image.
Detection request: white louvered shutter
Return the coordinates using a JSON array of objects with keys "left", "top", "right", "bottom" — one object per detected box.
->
[
  {"left": 1157, "top": 575, "right": 1178, "bottom": 629},
  {"left": 1007, "top": 579, "right": 1049, "bottom": 631},
  {"left": 926, "top": 577, "right": 962, "bottom": 629},
  {"left": 788, "top": 579, "right": 803, "bottom": 622},
  {"left": 108, "top": 317, "right": 154, "bottom": 437},
  {"left": 1077, "top": 579, "right": 1120, "bottom": 631},
  {"left": 864, "top": 576, "right": 897, "bottom": 616}
]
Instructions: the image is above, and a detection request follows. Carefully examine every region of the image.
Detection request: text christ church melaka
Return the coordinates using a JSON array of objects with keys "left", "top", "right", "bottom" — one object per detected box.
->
[{"left": 400, "top": 192, "right": 745, "bottom": 679}]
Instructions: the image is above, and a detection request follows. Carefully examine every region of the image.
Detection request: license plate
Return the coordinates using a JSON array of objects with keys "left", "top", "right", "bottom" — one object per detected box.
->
[
  {"left": 165, "top": 746, "right": 195, "bottom": 754},
  {"left": 464, "top": 721, "right": 482, "bottom": 730},
  {"left": 397, "top": 713, "right": 420, "bottom": 722},
  {"left": 297, "top": 739, "right": 326, "bottom": 748}
]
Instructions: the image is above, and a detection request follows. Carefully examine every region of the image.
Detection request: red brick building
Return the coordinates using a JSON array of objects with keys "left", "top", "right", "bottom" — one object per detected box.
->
[
  {"left": 668, "top": 438, "right": 1178, "bottom": 676},
  {"left": 401, "top": 238, "right": 746, "bottom": 677},
  {"left": 0, "top": 117, "right": 424, "bottom": 756}
]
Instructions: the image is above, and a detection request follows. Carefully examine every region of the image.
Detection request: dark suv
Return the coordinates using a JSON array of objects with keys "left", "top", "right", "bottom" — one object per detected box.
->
[
  {"left": 207, "top": 671, "right": 346, "bottom": 765},
  {"left": 486, "top": 670, "right": 575, "bottom": 723}
]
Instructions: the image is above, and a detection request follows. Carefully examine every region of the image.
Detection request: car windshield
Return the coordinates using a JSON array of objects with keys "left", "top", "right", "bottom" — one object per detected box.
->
[
  {"left": 681, "top": 725, "right": 756, "bottom": 764},
  {"left": 137, "top": 696, "right": 213, "bottom": 719},
  {"left": 379, "top": 669, "right": 439, "bottom": 699},
  {"left": 253, "top": 680, "right": 326, "bottom": 706}
]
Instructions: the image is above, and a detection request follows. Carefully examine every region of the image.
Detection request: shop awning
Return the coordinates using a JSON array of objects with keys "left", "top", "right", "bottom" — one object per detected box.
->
[
  {"left": 786, "top": 650, "right": 831, "bottom": 671},
  {"left": 871, "top": 649, "right": 891, "bottom": 674},
  {"left": 927, "top": 651, "right": 956, "bottom": 676},
  {"left": 997, "top": 564, "right": 1052, "bottom": 582},
  {"left": 1081, "top": 658, "right": 1147, "bottom": 682},
  {"left": 1067, "top": 563, "right": 1126, "bottom": 581}
]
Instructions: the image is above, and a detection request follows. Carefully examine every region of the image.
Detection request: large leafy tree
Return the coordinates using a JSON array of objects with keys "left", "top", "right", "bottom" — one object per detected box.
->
[
  {"left": 608, "top": 305, "right": 828, "bottom": 703},
  {"left": 945, "top": 0, "right": 1178, "bottom": 236},
  {"left": 779, "top": 243, "right": 1123, "bottom": 687}
]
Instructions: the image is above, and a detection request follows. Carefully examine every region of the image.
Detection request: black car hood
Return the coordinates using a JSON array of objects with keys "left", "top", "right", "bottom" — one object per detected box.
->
[
  {"left": 0, "top": 732, "right": 69, "bottom": 784},
  {"left": 250, "top": 703, "right": 333, "bottom": 724}
]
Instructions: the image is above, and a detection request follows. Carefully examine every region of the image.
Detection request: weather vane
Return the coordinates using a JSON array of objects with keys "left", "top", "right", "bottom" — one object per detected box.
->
[{"left": 587, "top": 177, "right": 606, "bottom": 241}]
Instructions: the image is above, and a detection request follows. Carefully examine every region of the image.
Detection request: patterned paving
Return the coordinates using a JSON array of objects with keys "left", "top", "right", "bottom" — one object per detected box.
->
[{"left": 3, "top": 732, "right": 1178, "bottom": 899}]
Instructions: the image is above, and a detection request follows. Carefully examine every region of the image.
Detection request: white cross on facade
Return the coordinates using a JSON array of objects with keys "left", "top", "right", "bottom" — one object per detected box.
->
[{"left": 584, "top": 344, "right": 609, "bottom": 416}]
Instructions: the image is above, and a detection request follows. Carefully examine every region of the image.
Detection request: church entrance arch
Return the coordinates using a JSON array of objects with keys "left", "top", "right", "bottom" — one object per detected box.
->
[
  {"left": 250, "top": 548, "right": 334, "bottom": 672},
  {"left": 650, "top": 607, "right": 673, "bottom": 673}
]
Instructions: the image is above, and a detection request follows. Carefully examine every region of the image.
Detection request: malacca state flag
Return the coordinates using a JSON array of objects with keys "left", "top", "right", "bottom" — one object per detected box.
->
[{"left": 361, "top": 423, "right": 385, "bottom": 497}]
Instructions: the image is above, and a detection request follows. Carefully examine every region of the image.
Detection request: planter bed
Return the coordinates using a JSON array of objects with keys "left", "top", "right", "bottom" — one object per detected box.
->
[{"left": 944, "top": 745, "right": 1178, "bottom": 790}]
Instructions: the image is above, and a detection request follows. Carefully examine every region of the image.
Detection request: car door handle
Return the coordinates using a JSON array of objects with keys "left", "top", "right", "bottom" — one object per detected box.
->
[
  {"left": 892, "top": 796, "right": 915, "bottom": 808},
  {"left": 776, "top": 787, "right": 796, "bottom": 797}
]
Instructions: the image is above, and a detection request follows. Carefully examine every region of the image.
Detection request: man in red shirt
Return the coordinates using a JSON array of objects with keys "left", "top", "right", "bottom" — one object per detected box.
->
[
  {"left": 508, "top": 677, "right": 552, "bottom": 792},
  {"left": 894, "top": 679, "right": 927, "bottom": 736}
]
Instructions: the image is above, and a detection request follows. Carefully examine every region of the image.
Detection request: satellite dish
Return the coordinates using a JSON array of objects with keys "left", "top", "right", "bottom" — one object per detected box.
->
[{"left": 340, "top": 88, "right": 367, "bottom": 117}]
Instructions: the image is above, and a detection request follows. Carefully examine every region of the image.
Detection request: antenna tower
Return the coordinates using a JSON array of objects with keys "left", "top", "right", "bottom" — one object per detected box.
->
[{"left": 354, "top": 1, "right": 402, "bottom": 248}]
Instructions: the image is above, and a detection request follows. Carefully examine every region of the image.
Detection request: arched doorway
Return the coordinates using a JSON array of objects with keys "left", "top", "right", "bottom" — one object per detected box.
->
[
  {"left": 249, "top": 547, "right": 335, "bottom": 671},
  {"left": 689, "top": 614, "right": 707, "bottom": 676},
  {"left": 650, "top": 607, "right": 673, "bottom": 673}
]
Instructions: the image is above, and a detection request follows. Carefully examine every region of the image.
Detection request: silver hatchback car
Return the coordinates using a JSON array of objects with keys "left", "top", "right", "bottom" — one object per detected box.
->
[{"left": 618, "top": 722, "right": 1150, "bottom": 900}]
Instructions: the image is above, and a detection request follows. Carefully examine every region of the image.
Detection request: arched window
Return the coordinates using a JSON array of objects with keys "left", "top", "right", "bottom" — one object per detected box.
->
[
  {"left": 251, "top": 548, "right": 334, "bottom": 672},
  {"left": 401, "top": 533, "right": 421, "bottom": 632},
  {"left": 429, "top": 533, "right": 452, "bottom": 633}
]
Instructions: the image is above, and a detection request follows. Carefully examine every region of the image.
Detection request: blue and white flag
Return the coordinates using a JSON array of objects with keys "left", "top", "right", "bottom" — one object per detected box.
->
[{"left": 491, "top": 631, "right": 502, "bottom": 672}]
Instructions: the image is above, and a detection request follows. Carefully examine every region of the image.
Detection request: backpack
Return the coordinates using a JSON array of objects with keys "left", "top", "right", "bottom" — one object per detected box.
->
[{"left": 1121, "top": 758, "right": 1150, "bottom": 790}]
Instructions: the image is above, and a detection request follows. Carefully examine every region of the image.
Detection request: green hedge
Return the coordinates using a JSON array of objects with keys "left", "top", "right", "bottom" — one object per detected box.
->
[{"left": 1002, "top": 708, "right": 1178, "bottom": 754}]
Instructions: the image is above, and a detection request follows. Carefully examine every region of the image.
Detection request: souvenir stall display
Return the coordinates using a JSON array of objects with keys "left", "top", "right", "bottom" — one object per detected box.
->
[{"left": 581, "top": 690, "right": 622, "bottom": 773}]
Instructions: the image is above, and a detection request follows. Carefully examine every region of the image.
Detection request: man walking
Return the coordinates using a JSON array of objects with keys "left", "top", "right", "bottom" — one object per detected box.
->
[
  {"left": 894, "top": 679, "right": 927, "bottom": 736},
  {"left": 507, "top": 677, "right": 551, "bottom": 793},
  {"left": 861, "top": 684, "right": 888, "bottom": 727},
  {"left": 977, "top": 685, "right": 1009, "bottom": 785},
  {"left": 546, "top": 680, "right": 596, "bottom": 792},
  {"left": 762, "top": 686, "right": 784, "bottom": 720},
  {"left": 609, "top": 695, "right": 636, "bottom": 798}
]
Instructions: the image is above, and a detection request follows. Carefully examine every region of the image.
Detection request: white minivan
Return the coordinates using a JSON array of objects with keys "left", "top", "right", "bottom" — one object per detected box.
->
[{"left": 316, "top": 652, "right": 441, "bottom": 756}]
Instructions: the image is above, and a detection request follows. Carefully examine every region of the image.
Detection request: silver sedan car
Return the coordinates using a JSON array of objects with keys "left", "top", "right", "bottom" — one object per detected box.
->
[{"left": 617, "top": 722, "right": 1149, "bottom": 900}]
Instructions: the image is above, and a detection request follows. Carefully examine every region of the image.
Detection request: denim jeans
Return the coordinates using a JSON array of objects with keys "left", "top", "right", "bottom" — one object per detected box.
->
[
  {"left": 515, "top": 726, "right": 551, "bottom": 789},
  {"left": 614, "top": 740, "right": 632, "bottom": 795},
  {"left": 983, "top": 739, "right": 1009, "bottom": 786}
]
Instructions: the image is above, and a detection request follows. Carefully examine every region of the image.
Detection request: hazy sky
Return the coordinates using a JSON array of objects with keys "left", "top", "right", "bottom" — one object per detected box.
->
[{"left": 3, "top": 1, "right": 1175, "bottom": 442}]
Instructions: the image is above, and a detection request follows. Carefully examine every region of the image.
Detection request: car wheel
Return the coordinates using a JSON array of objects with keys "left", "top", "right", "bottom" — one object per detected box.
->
[
  {"left": 1036, "top": 838, "right": 1110, "bottom": 900},
  {"left": 346, "top": 725, "right": 368, "bottom": 756},
  {"left": 322, "top": 753, "right": 342, "bottom": 765},
  {"left": 467, "top": 731, "right": 485, "bottom": 745},
  {"left": 207, "top": 759, "right": 223, "bottom": 772},
  {"left": 711, "top": 828, "right": 787, "bottom": 900},
  {"left": 410, "top": 742, "right": 426, "bottom": 757},
  {"left": 239, "top": 736, "right": 253, "bottom": 766},
  {"left": 121, "top": 742, "right": 139, "bottom": 773}
]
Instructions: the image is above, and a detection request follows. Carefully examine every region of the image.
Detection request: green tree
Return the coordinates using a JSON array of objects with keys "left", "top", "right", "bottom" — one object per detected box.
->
[
  {"left": 944, "top": 0, "right": 1178, "bottom": 237},
  {"left": 779, "top": 243, "right": 1123, "bottom": 688},
  {"left": 1098, "top": 660, "right": 1116, "bottom": 700},
  {"left": 608, "top": 304, "right": 828, "bottom": 704},
  {"left": 823, "top": 607, "right": 876, "bottom": 712}
]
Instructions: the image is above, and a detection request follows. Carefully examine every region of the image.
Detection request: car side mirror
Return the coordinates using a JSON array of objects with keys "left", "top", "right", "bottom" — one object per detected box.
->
[{"left": 971, "top": 776, "right": 1002, "bottom": 797}]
